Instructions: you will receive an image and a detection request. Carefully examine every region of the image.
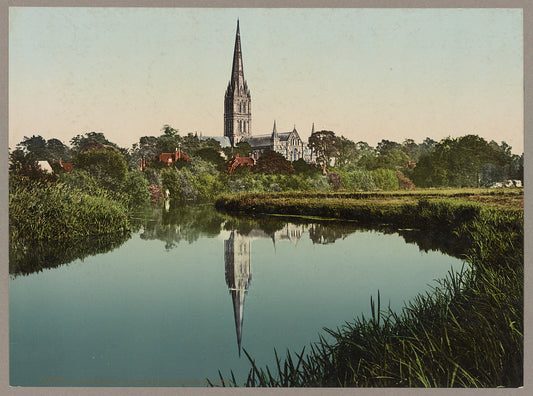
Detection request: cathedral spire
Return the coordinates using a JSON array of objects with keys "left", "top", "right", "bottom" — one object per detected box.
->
[
  {"left": 271, "top": 120, "right": 278, "bottom": 139},
  {"left": 225, "top": 20, "right": 252, "bottom": 146},
  {"left": 311, "top": 122, "right": 315, "bottom": 134},
  {"left": 231, "top": 19, "right": 245, "bottom": 91}
]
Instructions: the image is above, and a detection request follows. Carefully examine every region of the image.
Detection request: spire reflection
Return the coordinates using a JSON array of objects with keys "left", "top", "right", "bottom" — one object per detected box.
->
[{"left": 223, "top": 224, "right": 308, "bottom": 356}]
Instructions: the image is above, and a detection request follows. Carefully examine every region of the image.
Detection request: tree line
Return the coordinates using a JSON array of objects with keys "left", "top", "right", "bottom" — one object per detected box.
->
[{"left": 9, "top": 125, "right": 524, "bottom": 205}]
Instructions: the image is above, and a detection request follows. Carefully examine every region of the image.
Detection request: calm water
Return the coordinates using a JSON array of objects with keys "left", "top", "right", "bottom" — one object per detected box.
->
[{"left": 10, "top": 204, "right": 466, "bottom": 387}]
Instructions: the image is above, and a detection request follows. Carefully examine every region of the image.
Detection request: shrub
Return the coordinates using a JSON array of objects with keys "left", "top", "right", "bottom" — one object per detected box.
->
[
  {"left": 371, "top": 168, "right": 399, "bottom": 190},
  {"left": 340, "top": 168, "right": 376, "bottom": 191},
  {"left": 253, "top": 151, "right": 295, "bottom": 175},
  {"left": 396, "top": 171, "right": 415, "bottom": 190},
  {"left": 73, "top": 149, "right": 128, "bottom": 191},
  {"left": 327, "top": 171, "right": 344, "bottom": 190},
  {"left": 122, "top": 171, "right": 150, "bottom": 207},
  {"left": 161, "top": 168, "right": 181, "bottom": 200}
]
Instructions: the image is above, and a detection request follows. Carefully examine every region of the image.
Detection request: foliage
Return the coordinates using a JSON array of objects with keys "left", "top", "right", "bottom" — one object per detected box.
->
[
  {"left": 195, "top": 147, "right": 226, "bottom": 171},
  {"left": 73, "top": 149, "right": 128, "bottom": 191},
  {"left": 412, "top": 135, "right": 516, "bottom": 188},
  {"left": 9, "top": 149, "right": 57, "bottom": 182},
  {"left": 335, "top": 136, "right": 361, "bottom": 169},
  {"left": 122, "top": 171, "right": 150, "bottom": 207},
  {"left": 327, "top": 171, "right": 343, "bottom": 190},
  {"left": 308, "top": 130, "right": 340, "bottom": 168},
  {"left": 396, "top": 171, "right": 415, "bottom": 190},
  {"left": 143, "top": 167, "right": 162, "bottom": 187},
  {"left": 16, "top": 135, "right": 72, "bottom": 161},
  {"left": 9, "top": 175, "right": 131, "bottom": 242},
  {"left": 339, "top": 168, "right": 376, "bottom": 191},
  {"left": 149, "top": 184, "right": 164, "bottom": 202},
  {"left": 371, "top": 168, "right": 399, "bottom": 190},
  {"left": 253, "top": 150, "right": 295, "bottom": 175},
  {"left": 161, "top": 168, "right": 181, "bottom": 200},
  {"left": 70, "top": 132, "right": 121, "bottom": 153},
  {"left": 292, "top": 158, "right": 321, "bottom": 177}
]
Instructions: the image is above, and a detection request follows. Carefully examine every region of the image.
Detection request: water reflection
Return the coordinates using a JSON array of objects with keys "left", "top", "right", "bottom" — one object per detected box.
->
[
  {"left": 9, "top": 233, "right": 130, "bottom": 278},
  {"left": 223, "top": 224, "right": 309, "bottom": 355},
  {"left": 10, "top": 204, "right": 469, "bottom": 358},
  {"left": 224, "top": 231, "right": 251, "bottom": 356}
]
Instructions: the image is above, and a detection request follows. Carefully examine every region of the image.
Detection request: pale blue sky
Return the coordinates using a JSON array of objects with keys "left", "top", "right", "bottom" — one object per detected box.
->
[{"left": 9, "top": 7, "right": 524, "bottom": 152}]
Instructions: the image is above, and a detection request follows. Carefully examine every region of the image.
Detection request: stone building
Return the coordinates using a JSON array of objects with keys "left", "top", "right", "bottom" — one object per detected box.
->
[
  {"left": 224, "top": 21, "right": 315, "bottom": 163},
  {"left": 224, "top": 20, "right": 252, "bottom": 147}
]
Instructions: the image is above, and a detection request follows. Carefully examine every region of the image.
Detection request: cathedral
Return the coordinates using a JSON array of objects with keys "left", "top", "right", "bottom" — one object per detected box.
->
[{"left": 224, "top": 21, "right": 314, "bottom": 162}]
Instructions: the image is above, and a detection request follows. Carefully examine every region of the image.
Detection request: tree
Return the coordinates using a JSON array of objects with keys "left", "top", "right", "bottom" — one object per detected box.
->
[
  {"left": 401, "top": 138, "right": 420, "bottom": 161},
  {"left": 376, "top": 139, "right": 401, "bottom": 156},
  {"left": 70, "top": 132, "right": 119, "bottom": 152},
  {"left": 308, "top": 130, "right": 340, "bottom": 168},
  {"left": 122, "top": 171, "right": 150, "bottom": 207},
  {"left": 8, "top": 149, "right": 46, "bottom": 180},
  {"left": 73, "top": 149, "right": 128, "bottom": 191},
  {"left": 418, "top": 137, "right": 436, "bottom": 158},
  {"left": 195, "top": 148, "right": 226, "bottom": 171},
  {"left": 46, "top": 138, "right": 71, "bottom": 161},
  {"left": 17, "top": 135, "right": 48, "bottom": 159},
  {"left": 292, "top": 158, "right": 321, "bottom": 177},
  {"left": 253, "top": 150, "right": 294, "bottom": 174},
  {"left": 336, "top": 136, "right": 361, "bottom": 169},
  {"left": 412, "top": 134, "right": 515, "bottom": 188}
]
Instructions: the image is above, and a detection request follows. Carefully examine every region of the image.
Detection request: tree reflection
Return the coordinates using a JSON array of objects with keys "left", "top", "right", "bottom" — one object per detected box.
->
[
  {"left": 9, "top": 232, "right": 130, "bottom": 277},
  {"left": 139, "top": 202, "right": 225, "bottom": 248}
]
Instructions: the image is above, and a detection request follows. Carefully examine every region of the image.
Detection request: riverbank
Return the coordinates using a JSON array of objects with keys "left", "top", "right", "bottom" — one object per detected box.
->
[
  {"left": 215, "top": 189, "right": 523, "bottom": 387},
  {"left": 9, "top": 176, "right": 132, "bottom": 243}
]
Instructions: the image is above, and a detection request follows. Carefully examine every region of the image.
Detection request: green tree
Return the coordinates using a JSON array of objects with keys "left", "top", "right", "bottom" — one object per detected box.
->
[
  {"left": 46, "top": 138, "right": 71, "bottom": 161},
  {"left": 308, "top": 130, "right": 340, "bottom": 169},
  {"left": 160, "top": 168, "right": 181, "bottom": 199},
  {"left": 253, "top": 150, "right": 294, "bottom": 175},
  {"left": 70, "top": 132, "right": 119, "bottom": 152},
  {"left": 195, "top": 147, "right": 226, "bottom": 171},
  {"left": 73, "top": 149, "right": 128, "bottom": 191},
  {"left": 336, "top": 136, "right": 361, "bottom": 169},
  {"left": 371, "top": 168, "right": 399, "bottom": 190},
  {"left": 292, "top": 158, "right": 321, "bottom": 177},
  {"left": 17, "top": 135, "right": 48, "bottom": 160},
  {"left": 412, "top": 135, "right": 514, "bottom": 188},
  {"left": 122, "top": 171, "right": 150, "bottom": 207}
]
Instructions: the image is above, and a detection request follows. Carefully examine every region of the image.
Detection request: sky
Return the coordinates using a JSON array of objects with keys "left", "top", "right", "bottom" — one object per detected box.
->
[{"left": 9, "top": 7, "right": 524, "bottom": 153}]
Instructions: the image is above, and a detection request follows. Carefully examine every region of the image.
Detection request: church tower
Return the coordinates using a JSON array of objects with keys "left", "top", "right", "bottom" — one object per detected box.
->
[{"left": 224, "top": 20, "right": 252, "bottom": 147}]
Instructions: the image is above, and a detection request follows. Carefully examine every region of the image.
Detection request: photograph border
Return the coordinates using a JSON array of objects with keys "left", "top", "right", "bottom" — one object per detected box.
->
[{"left": 1, "top": 1, "right": 530, "bottom": 395}]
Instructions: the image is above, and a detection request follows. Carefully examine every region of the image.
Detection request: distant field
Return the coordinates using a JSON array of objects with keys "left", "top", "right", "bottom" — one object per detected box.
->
[{"left": 215, "top": 188, "right": 524, "bottom": 221}]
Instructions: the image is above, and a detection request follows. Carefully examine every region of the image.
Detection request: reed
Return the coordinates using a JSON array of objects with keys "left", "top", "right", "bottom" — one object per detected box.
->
[
  {"left": 9, "top": 176, "right": 131, "bottom": 242},
  {"left": 214, "top": 190, "right": 523, "bottom": 387}
]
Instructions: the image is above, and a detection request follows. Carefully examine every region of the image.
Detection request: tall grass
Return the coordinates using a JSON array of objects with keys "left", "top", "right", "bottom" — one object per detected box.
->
[
  {"left": 9, "top": 176, "right": 131, "bottom": 242},
  {"left": 215, "top": 192, "right": 523, "bottom": 387}
]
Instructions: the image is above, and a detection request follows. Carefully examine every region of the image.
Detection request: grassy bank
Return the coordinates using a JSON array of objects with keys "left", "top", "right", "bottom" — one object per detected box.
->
[
  {"left": 215, "top": 189, "right": 523, "bottom": 387},
  {"left": 9, "top": 176, "right": 132, "bottom": 242}
]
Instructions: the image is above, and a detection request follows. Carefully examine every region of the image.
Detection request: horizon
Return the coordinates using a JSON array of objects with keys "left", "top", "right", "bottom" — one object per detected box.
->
[{"left": 9, "top": 8, "right": 524, "bottom": 154}]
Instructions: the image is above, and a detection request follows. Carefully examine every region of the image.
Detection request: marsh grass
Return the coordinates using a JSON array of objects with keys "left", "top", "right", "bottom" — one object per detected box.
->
[
  {"left": 214, "top": 189, "right": 523, "bottom": 387},
  {"left": 9, "top": 176, "right": 131, "bottom": 242}
]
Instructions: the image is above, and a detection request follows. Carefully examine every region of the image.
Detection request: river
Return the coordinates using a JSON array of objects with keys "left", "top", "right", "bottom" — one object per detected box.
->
[{"left": 9, "top": 203, "right": 466, "bottom": 386}]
